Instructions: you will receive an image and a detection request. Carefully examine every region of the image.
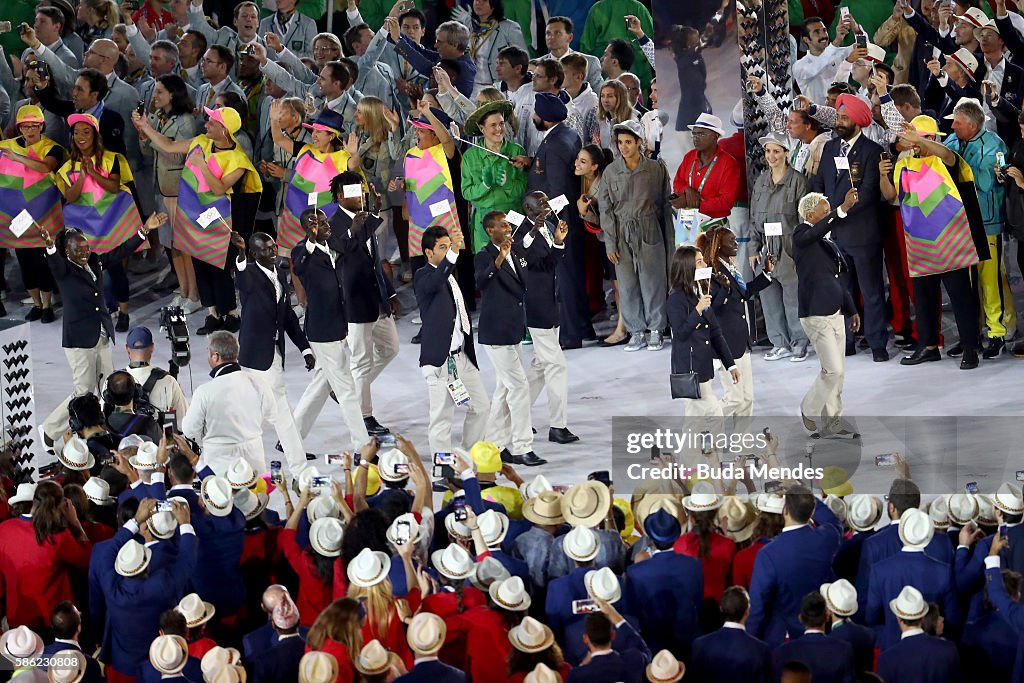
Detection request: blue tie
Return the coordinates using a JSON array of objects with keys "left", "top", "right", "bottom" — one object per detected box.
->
[{"left": 734, "top": 270, "right": 747, "bottom": 294}]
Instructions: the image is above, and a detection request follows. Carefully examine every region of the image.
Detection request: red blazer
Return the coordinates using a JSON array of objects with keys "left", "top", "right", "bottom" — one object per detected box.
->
[
  {"left": 456, "top": 606, "right": 514, "bottom": 683},
  {"left": 188, "top": 637, "right": 218, "bottom": 660},
  {"left": 362, "top": 591, "right": 420, "bottom": 670},
  {"left": 732, "top": 539, "right": 767, "bottom": 589},
  {"left": 84, "top": 521, "right": 115, "bottom": 544},
  {"left": 307, "top": 638, "right": 355, "bottom": 683},
  {"left": 422, "top": 587, "right": 487, "bottom": 669},
  {"left": 280, "top": 528, "right": 332, "bottom": 627},
  {"left": 0, "top": 517, "right": 92, "bottom": 628},
  {"left": 674, "top": 531, "right": 737, "bottom": 602},
  {"left": 672, "top": 148, "right": 742, "bottom": 219}
]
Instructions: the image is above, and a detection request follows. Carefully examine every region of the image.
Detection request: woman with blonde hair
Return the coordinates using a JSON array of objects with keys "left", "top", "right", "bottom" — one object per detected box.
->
[
  {"left": 355, "top": 96, "right": 403, "bottom": 272},
  {"left": 595, "top": 80, "right": 636, "bottom": 153},
  {"left": 345, "top": 542, "right": 417, "bottom": 668},
  {"left": 77, "top": 0, "right": 118, "bottom": 44},
  {"left": 306, "top": 598, "right": 362, "bottom": 683}
]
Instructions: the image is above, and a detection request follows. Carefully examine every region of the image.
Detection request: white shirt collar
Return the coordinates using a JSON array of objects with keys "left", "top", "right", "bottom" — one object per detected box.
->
[
  {"left": 782, "top": 523, "right": 808, "bottom": 533},
  {"left": 413, "top": 656, "right": 439, "bottom": 664},
  {"left": 803, "top": 628, "right": 827, "bottom": 635},
  {"left": 277, "top": 632, "right": 301, "bottom": 640},
  {"left": 256, "top": 260, "right": 278, "bottom": 282},
  {"left": 901, "top": 627, "right": 925, "bottom": 640},
  {"left": 326, "top": 94, "right": 346, "bottom": 111},
  {"left": 589, "top": 649, "right": 614, "bottom": 657},
  {"left": 722, "top": 621, "right": 745, "bottom": 630},
  {"left": 900, "top": 546, "right": 925, "bottom": 553},
  {"left": 842, "top": 130, "right": 862, "bottom": 149}
]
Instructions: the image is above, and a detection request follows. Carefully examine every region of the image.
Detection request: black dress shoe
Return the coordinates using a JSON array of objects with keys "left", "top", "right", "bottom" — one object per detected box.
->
[
  {"left": 560, "top": 340, "right": 582, "bottom": 350},
  {"left": 894, "top": 333, "right": 914, "bottom": 348},
  {"left": 872, "top": 348, "right": 890, "bottom": 362},
  {"left": 900, "top": 347, "right": 942, "bottom": 365},
  {"left": 598, "top": 336, "right": 629, "bottom": 348},
  {"left": 432, "top": 480, "right": 451, "bottom": 493},
  {"left": 960, "top": 347, "right": 980, "bottom": 369},
  {"left": 115, "top": 312, "right": 130, "bottom": 332},
  {"left": 197, "top": 315, "right": 222, "bottom": 335},
  {"left": 946, "top": 342, "right": 963, "bottom": 358},
  {"left": 518, "top": 451, "right": 548, "bottom": 467},
  {"left": 411, "top": 332, "right": 421, "bottom": 344},
  {"left": 500, "top": 448, "right": 516, "bottom": 464},
  {"left": 275, "top": 441, "right": 284, "bottom": 452},
  {"left": 363, "top": 416, "right": 388, "bottom": 435},
  {"left": 25, "top": 306, "right": 42, "bottom": 322},
  {"left": 982, "top": 338, "right": 1004, "bottom": 359},
  {"left": 901, "top": 339, "right": 918, "bottom": 352},
  {"left": 549, "top": 427, "right": 579, "bottom": 444},
  {"left": 845, "top": 347, "right": 857, "bottom": 357},
  {"left": 305, "top": 452, "right": 318, "bottom": 460},
  {"left": 40, "top": 308, "right": 55, "bottom": 324},
  {"left": 222, "top": 314, "right": 240, "bottom": 333}
]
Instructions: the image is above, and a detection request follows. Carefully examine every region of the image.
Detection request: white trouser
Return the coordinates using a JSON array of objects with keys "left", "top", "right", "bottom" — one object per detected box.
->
[
  {"left": 43, "top": 338, "right": 114, "bottom": 440},
  {"left": 347, "top": 316, "right": 400, "bottom": 417},
  {"left": 483, "top": 344, "right": 534, "bottom": 455},
  {"left": 243, "top": 354, "right": 308, "bottom": 475},
  {"left": 421, "top": 351, "right": 490, "bottom": 456},
  {"left": 679, "top": 381, "right": 725, "bottom": 466},
  {"left": 525, "top": 326, "right": 568, "bottom": 429},
  {"left": 199, "top": 438, "right": 266, "bottom": 478},
  {"left": 714, "top": 351, "right": 754, "bottom": 418},
  {"left": 800, "top": 313, "right": 846, "bottom": 433},
  {"left": 293, "top": 340, "right": 371, "bottom": 450}
]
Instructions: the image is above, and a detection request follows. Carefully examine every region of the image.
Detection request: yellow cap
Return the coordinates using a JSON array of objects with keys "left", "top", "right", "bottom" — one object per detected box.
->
[
  {"left": 612, "top": 497, "right": 635, "bottom": 541},
  {"left": 820, "top": 466, "right": 854, "bottom": 497},
  {"left": 252, "top": 477, "right": 267, "bottom": 495},
  {"left": 909, "top": 114, "right": 946, "bottom": 138},
  {"left": 16, "top": 105, "right": 45, "bottom": 125},
  {"left": 470, "top": 441, "right": 502, "bottom": 474},
  {"left": 349, "top": 464, "right": 381, "bottom": 496}
]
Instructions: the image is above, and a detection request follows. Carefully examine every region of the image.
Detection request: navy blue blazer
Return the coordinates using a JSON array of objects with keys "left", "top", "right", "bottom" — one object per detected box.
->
[
  {"left": 137, "top": 656, "right": 202, "bottom": 683},
  {"left": 89, "top": 525, "right": 135, "bottom": 648},
  {"left": 473, "top": 241, "right": 527, "bottom": 346},
  {"left": 773, "top": 631, "right": 855, "bottom": 683},
  {"left": 562, "top": 613, "right": 645, "bottom": 667},
  {"left": 832, "top": 530, "right": 873, "bottom": 586},
  {"left": 250, "top": 633, "right": 306, "bottom": 683},
  {"left": 809, "top": 134, "right": 883, "bottom": 248},
  {"left": 527, "top": 122, "right": 583, "bottom": 201},
  {"left": 190, "top": 509, "right": 246, "bottom": 615},
  {"left": 792, "top": 213, "right": 858, "bottom": 319},
  {"left": 328, "top": 210, "right": 396, "bottom": 324},
  {"left": 489, "top": 549, "right": 531, "bottom": 591},
  {"left": 865, "top": 551, "right": 958, "bottom": 650},
  {"left": 565, "top": 648, "right": 647, "bottom": 683},
  {"left": 747, "top": 523, "right": 841, "bottom": 647},
  {"left": 624, "top": 550, "right": 704, "bottom": 658},
  {"left": 667, "top": 289, "right": 736, "bottom": 384},
  {"left": 235, "top": 260, "right": 310, "bottom": 370},
  {"left": 42, "top": 640, "right": 103, "bottom": 683},
  {"left": 413, "top": 254, "right": 478, "bottom": 369},
  {"left": 856, "top": 523, "right": 953, "bottom": 617},
  {"left": 545, "top": 566, "right": 590, "bottom": 642},
  {"left": 953, "top": 525, "right": 1024, "bottom": 621},
  {"left": 291, "top": 238, "right": 348, "bottom": 343},
  {"left": 709, "top": 269, "right": 771, "bottom": 358},
  {"left": 242, "top": 624, "right": 310, "bottom": 662},
  {"left": 960, "top": 612, "right": 1018, "bottom": 681},
  {"left": 828, "top": 620, "right": 875, "bottom": 675},
  {"left": 516, "top": 224, "right": 565, "bottom": 329},
  {"left": 393, "top": 659, "right": 467, "bottom": 683},
  {"left": 876, "top": 632, "right": 962, "bottom": 683},
  {"left": 688, "top": 626, "right": 771, "bottom": 683},
  {"left": 47, "top": 234, "right": 145, "bottom": 348}
]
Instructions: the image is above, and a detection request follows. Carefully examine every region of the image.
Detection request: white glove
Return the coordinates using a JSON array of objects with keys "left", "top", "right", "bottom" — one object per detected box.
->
[{"left": 451, "top": 4, "right": 472, "bottom": 27}]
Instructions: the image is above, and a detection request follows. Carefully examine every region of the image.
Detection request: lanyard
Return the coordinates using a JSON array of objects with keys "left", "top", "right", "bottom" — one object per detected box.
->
[
  {"left": 447, "top": 355, "right": 459, "bottom": 380},
  {"left": 471, "top": 22, "right": 499, "bottom": 59},
  {"left": 689, "top": 153, "right": 720, "bottom": 194}
]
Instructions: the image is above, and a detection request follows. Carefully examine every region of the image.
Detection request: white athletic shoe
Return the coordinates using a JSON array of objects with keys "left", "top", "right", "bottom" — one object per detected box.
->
[{"left": 764, "top": 346, "right": 793, "bottom": 361}]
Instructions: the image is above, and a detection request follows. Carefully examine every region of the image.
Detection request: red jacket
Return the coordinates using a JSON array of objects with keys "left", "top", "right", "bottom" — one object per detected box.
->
[
  {"left": 0, "top": 517, "right": 92, "bottom": 628},
  {"left": 188, "top": 637, "right": 218, "bottom": 660},
  {"left": 455, "top": 606, "right": 514, "bottom": 683},
  {"left": 362, "top": 591, "right": 420, "bottom": 670},
  {"left": 307, "top": 638, "right": 355, "bottom": 683},
  {"left": 280, "top": 529, "right": 332, "bottom": 627},
  {"left": 672, "top": 148, "right": 742, "bottom": 219},
  {"left": 674, "top": 531, "right": 737, "bottom": 602},
  {"left": 422, "top": 588, "right": 487, "bottom": 669},
  {"left": 731, "top": 539, "right": 767, "bottom": 589},
  {"left": 717, "top": 134, "right": 748, "bottom": 203}
]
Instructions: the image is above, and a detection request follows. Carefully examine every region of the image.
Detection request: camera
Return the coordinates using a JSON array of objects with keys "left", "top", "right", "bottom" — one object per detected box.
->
[
  {"left": 159, "top": 305, "right": 191, "bottom": 369},
  {"left": 394, "top": 519, "right": 411, "bottom": 544},
  {"left": 239, "top": 44, "right": 255, "bottom": 57},
  {"left": 270, "top": 460, "right": 282, "bottom": 484},
  {"left": 136, "top": 100, "right": 145, "bottom": 117},
  {"left": 453, "top": 497, "right": 468, "bottom": 521},
  {"left": 311, "top": 475, "right": 331, "bottom": 489},
  {"left": 376, "top": 432, "right": 396, "bottom": 449},
  {"left": 156, "top": 500, "right": 174, "bottom": 512}
]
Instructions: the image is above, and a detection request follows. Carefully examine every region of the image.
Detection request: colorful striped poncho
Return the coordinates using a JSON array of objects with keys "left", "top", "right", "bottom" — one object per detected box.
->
[
  {"left": 55, "top": 151, "right": 142, "bottom": 254},
  {"left": 278, "top": 145, "right": 355, "bottom": 251},
  {"left": 173, "top": 135, "right": 262, "bottom": 269},
  {"left": 894, "top": 153, "right": 982, "bottom": 277},
  {"left": 0, "top": 136, "right": 64, "bottom": 249},
  {"left": 403, "top": 143, "right": 464, "bottom": 257}
]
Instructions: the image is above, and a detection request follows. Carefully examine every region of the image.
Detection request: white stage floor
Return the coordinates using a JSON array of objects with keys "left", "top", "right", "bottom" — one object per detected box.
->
[{"left": 7, "top": 255, "right": 1024, "bottom": 501}]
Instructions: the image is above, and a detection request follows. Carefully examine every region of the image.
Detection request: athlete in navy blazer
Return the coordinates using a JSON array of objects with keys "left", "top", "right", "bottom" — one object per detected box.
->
[
  {"left": 774, "top": 632, "right": 855, "bottom": 683},
  {"left": 414, "top": 235, "right": 478, "bottom": 370},
  {"left": 545, "top": 566, "right": 591, "bottom": 642},
  {"left": 565, "top": 613, "right": 649, "bottom": 683},
  {"left": 42, "top": 615, "right": 104, "bottom": 683},
  {"left": 291, "top": 234, "right": 348, "bottom": 344},
  {"left": 393, "top": 658, "right": 467, "bottom": 683},
  {"left": 474, "top": 239, "right": 528, "bottom": 346},
  {"left": 562, "top": 611, "right": 643, "bottom": 667},
  {"left": 190, "top": 504, "right": 246, "bottom": 617},
  {"left": 688, "top": 588, "right": 771, "bottom": 683},
  {"left": 876, "top": 630, "right": 962, "bottom": 683},
  {"left": 250, "top": 633, "right": 306, "bottom": 683},
  {"left": 328, "top": 207, "right": 397, "bottom": 325},
  {"left": 827, "top": 619, "right": 875, "bottom": 676},
  {"left": 865, "top": 549, "right": 958, "bottom": 650},
  {"left": 624, "top": 544, "right": 704, "bottom": 657}
]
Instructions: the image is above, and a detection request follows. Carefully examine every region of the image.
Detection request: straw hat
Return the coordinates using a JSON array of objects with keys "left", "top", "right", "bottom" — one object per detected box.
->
[
  {"left": 846, "top": 494, "right": 882, "bottom": 532},
  {"left": 205, "top": 665, "right": 246, "bottom": 683},
  {"left": 150, "top": 635, "right": 189, "bottom": 675},
  {"left": 201, "top": 476, "right": 235, "bottom": 517},
  {"left": 226, "top": 460, "right": 257, "bottom": 490},
  {"left": 346, "top": 547, "right": 391, "bottom": 587},
  {"left": 646, "top": 650, "right": 686, "bottom": 683},
  {"left": 719, "top": 496, "right": 757, "bottom": 543},
  {"left": 377, "top": 448, "right": 410, "bottom": 483},
  {"left": 177, "top": 593, "right": 216, "bottom": 628},
  {"left": 478, "top": 509, "right": 510, "bottom": 547},
  {"left": 471, "top": 556, "right": 510, "bottom": 590},
  {"left": 309, "top": 517, "right": 344, "bottom": 558},
  {"left": 976, "top": 494, "right": 997, "bottom": 526},
  {"left": 634, "top": 494, "right": 683, "bottom": 531},
  {"left": 431, "top": 543, "right": 475, "bottom": 581},
  {"left": 84, "top": 478, "right": 114, "bottom": 505},
  {"left": 407, "top": 613, "right": 446, "bottom": 656},
  {"left": 115, "top": 539, "right": 152, "bottom": 577},
  {"left": 994, "top": 483, "right": 1024, "bottom": 516},
  {"left": 520, "top": 475, "right": 554, "bottom": 501},
  {"left": 488, "top": 576, "right": 531, "bottom": 611},
  {"left": 8, "top": 483, "right": 36, "bottom": 506},
  {"left": 353, "top": 640, "right": 393, "bottom": 676},
  {"left": 682, "top": 481, "right": 723, "bottom": 513},
  {"left": 561, "top": 480, "right": 611, "bottom": 527},
  {"left": 563, "top": 525, "right": 600, "bottom": 563},
  {"left": 898, "top": 508, "right": 934, "bottom": 550},
  {"left": 234, "top": 489, "right": 268, "bottom": 521},
  {"left": 58, "top": 436, "right": 94, "bottom": 471},
  {"left": 947, "top": 492, "right": 979, "bottom": 526},
  {"left": 306, "top": 494, "right": 340, "bottom": 523},
  {"left": 820, "top": 579, "right": 858, "bottom": 617},
  {"left": 824, "top": 494, "right": 848, "bottom": 522},
  {"left": 889, "top": 585, "right": 928, "bottom": 621},
  {"left": 129, "top": 442, "right": 160, "bottom": 470},
  {"left": 756, "top": 493, "right": 785, "bottom": 515},
  {"left": 298, "top": 652, "right": 338, "bottom": 683},
  {"left": 298, "top": 467, "right": 322, "bottom": 493},
  {"left": 584, "top": 567, "right": 621, "bottom": 603},
  {"left": 508, "top": 617, "right": 554, "bottom": 653},
  {"left": 926, "top": 495, "right": 950, "bottom": 531},
  {"left": 147, "top": 510, "right": 178, "bottom": 540},
  {"left": 524, "top": 663, "right": 561, "bottom": 683},
  {"left": 200, "top": 647, "right": 242, "bottom": 679},
  {"left": 465, "top": 100, "right": 515, "bottom": 136},
  {"left": 386, "top": 512, "right": 423, "bottom": 546},
  {"left": 644, "top": 509, "right": 682, "bottom": 546},
  {"left": 0, "top": 626, "right": 44, "bottom": 663},
  {"left": 47, "top": 649, "right": 86, "bottom": 683},
  {"left": 523, "top": 490, "right": 565, "bottom": 525},
  {"left": 445, "top": 511, "right": 472, "bottom": 541}
]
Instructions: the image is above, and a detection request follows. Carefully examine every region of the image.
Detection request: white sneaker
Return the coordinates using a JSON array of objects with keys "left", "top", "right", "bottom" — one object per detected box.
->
[
  {"left": 169, "top": 294, "right": 183, "bottom": 309},
  {"left": 412, "top": 316, "right": 422, "bottom": 325},
  {"left": 180, "top": 298, "right": 203, "bottom": 315},
  {"left": 624, "top": 333, "right": 647, "bottom": 352},
  {"left": 790, "top": 346, "right": 810, "bottom": 362},
  {"left": 764, "top": 346, "right": 793, "bottom": 361},
  {"left": 647, "top": 330, "right": 664, "bottom": 351}
]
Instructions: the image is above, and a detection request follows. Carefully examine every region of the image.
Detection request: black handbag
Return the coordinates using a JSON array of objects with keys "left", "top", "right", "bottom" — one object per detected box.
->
[{"left": 670, "top": 346, "right": 701, "bottom": 399}]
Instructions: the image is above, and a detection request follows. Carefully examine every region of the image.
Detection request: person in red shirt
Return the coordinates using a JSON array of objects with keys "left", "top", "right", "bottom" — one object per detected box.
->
[
  {"left": 460, "top": 576, "right": 531, "bottom": 683},
  {"left": 671, "top": 113, "right": 742, "bottom": 219},
  {"left": 0, "top": 480, "right": 92, "bottom": 630},
  {"left": 306, "top": 598, "right": 363, "bottom": 683},
  {"left": 345, "top": 544, "right": 418, "bottom": 669},
  {"left": 731, "top": 494, "right": 785, "bottom": 589},
  {"left": 674, "top": 484, "right": 736, "bottom": 628},
  {"left": 282, "top": 486, "right": 348, "bottom": 627},
  {"left": 131, "top": 0, "right": 174, "bottom": 32}
]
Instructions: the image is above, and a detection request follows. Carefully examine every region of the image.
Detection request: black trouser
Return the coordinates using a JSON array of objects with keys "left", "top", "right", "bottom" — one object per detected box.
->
[
  {"left": 15, "top": 247, "right": 55, "bottom": 292},
  {"left": 557, "top": 215, "right": 596, "bottom": 345},
  {"left": 102, "top": 259, "right": 130, "bottom": 310},
  {"left": 912, "top": 267, "right": 980, "bottom": 349},
  {"left": 841, "top": 243, "right": 888, "bottom": 350},
  {"left": 194, "top": 259, "right": 236, "bottom": 316}
]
